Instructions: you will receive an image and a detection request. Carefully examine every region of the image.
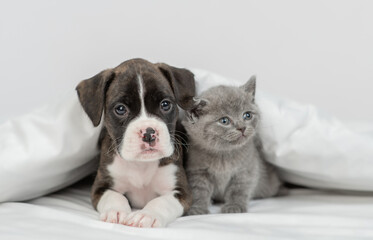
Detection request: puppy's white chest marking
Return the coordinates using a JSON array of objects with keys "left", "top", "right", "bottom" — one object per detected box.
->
[{"left": 108, "top": 155, "right": 178, "bottom": 208}]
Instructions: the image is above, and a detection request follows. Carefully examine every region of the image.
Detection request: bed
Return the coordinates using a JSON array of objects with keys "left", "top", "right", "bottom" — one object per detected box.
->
[{"left": 1, "top": 179, "right": 373, "bottom": 240}]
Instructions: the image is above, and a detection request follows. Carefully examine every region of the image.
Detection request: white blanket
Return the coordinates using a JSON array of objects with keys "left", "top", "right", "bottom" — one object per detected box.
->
[
  {"left": 1, "top": 69, "right": 373, "bottom": 203},
  {"left": 1, "top": 182, "right": 372, "bottom": 239}
]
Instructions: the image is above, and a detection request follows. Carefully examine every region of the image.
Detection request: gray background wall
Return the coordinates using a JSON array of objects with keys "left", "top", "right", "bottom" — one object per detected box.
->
[{"left": 1, "top": 0, "right": 372, "bottom": 123}]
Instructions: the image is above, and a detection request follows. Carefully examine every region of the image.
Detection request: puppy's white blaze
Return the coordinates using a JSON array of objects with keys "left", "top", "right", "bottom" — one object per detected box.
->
[
  {"left": 142, "top": 192, "right": 184, "bottom": 227},
  {"left": 137, "top": 74, "right": 147, "bottom": 118},
  {"left": 97, "top": 189, "right": 131, "bottom": 215},
  {"left": 119, "top": 73, "right": 174, "bottom": 162}
]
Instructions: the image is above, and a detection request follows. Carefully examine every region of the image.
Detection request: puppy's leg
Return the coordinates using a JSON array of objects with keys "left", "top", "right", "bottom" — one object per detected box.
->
[
  {"left": 123, "top": 192, "right": 183, "bottom": 228},
  {"left": 96, "top": 190, "right": 132, "bottom": 224},
  {"left": 91, "top": 171, "right": 131, "bottom": 224}
]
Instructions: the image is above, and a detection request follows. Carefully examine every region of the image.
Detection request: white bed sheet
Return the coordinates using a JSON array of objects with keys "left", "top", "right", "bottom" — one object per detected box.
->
[{"left": 1, "top": 182, "right": 373, "bottom": 240}]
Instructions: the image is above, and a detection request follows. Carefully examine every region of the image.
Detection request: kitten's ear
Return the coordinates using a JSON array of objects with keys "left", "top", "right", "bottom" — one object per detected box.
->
[
  {"left": 186, "top": 97, "right": 209, "bottom": 123},
  {"left": 241, "top": 75, "right": 256, "bottom": 102}
]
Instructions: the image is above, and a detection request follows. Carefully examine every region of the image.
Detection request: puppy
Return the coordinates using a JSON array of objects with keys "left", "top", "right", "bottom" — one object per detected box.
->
[{"left": 76, "top": 58, "right": 195, "bottom": 228}]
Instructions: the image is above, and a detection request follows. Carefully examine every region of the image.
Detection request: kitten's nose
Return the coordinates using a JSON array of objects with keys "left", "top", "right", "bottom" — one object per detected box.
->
[
  {"left": 237, "top": 127, "right": 246, "bottom": 135},
  {"left": 142, "top": 127, "right": 156, "bottom": 143}
]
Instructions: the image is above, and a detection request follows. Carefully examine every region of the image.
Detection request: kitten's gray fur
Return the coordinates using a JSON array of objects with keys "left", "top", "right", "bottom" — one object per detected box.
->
[{"left": 182, "top": 76, "right": 283, "bottom": 215}]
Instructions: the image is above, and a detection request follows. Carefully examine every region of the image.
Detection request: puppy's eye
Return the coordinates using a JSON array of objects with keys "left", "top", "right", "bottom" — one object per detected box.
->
[
  {"left": 243, "top": 112, "right": 252, "bottom": 120},
  {"left": 160, "top": 100, "right": 172, "bottom": 112},
  {"left": 219, "top": 117, "right": 230, "bottom": 125},
  {"left": 114, "top": 104, "right": 127, "bottom": 116}
]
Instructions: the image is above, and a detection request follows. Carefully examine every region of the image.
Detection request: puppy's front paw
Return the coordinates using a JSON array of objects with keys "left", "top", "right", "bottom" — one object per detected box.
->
[
  {"left": 187, "top": 206, "right": 209, "bottom": 216},
  {"left": 100, "top": 209, "right": 130, "bottom": 224},
  {"left": 221, "top": 203, "right": 247, "bottom": 214},
  {"left": 123, "top": 210, "right": 164, "bottom": 228}
]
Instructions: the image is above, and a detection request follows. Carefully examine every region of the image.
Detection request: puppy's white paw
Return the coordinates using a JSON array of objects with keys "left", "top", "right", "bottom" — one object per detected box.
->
[
  {"left": 123, "top": 210, "right": 164, "bottom": 228},
  {"left": 100, "top": 209, "right": 130, "bottom": 224}
]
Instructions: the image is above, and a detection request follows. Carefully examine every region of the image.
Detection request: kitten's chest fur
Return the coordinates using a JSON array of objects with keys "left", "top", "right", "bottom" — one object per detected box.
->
[
  {"left": 200, "top": 142, "right": 258, "bottom": 201},
  {"left": 208, "top": 157, "right": 239, "bottom": 201}
]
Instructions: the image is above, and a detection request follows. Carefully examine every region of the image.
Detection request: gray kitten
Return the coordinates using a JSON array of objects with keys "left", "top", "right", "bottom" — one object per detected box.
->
[{"left": 182, "top": 76, "right": 283, "bottom": 215}]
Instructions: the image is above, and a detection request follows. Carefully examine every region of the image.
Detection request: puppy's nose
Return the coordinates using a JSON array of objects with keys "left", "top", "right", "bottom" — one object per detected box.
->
[{"left": 142, "top": 127, "right": 156, "bottom": 143}]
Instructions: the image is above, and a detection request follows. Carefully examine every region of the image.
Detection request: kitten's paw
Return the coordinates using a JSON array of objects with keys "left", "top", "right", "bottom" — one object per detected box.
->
[
  {"left": 187, "top": 206, "right": 210, "bottom": 216},
  {"left": 100, "top": 209, "right": 130, "bottom": 224},
  {"left": 221, "top": 203, "right": 247, "bottom": 214},
  {"left": 123, "top": 210, "right": 164, "bottom": 228}
]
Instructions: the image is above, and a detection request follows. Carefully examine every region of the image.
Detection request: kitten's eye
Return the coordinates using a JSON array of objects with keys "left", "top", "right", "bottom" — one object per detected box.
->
[
  {"left": 114, "top": 104, "right": 127, "bottom": 116},
  {"left": 219, "top": 117, "right": 230, "bottom": 125},
  {"left": 243, "top": 112, "right": 252, "bottom": 120},
  {"left": 160, "top": 100, "right": 172, "bottom": 112}
]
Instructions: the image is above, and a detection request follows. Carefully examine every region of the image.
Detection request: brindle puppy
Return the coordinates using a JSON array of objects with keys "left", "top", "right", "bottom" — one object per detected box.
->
[{"left": 76, "top": 58, "right": 195, "bottom": 228}]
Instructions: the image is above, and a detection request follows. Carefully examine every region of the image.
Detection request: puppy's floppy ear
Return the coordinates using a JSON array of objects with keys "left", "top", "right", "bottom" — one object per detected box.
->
[
  {"left": 186, "top": 97, "right": 209, "bottom": 123},
  {"left": 241, "top": 75, "right": 256, "bottom": 102},
  {"left": 156, "top": 63, "right": 196, "bottom": 110},
  {"left": 76, "top": 69, "right": 115, "bottom": 127}
]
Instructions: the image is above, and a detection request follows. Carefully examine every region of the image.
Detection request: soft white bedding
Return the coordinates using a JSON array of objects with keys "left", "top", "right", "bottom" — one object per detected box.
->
[{"left": 1, "top": 181, "right": 372, "bottom": 240}]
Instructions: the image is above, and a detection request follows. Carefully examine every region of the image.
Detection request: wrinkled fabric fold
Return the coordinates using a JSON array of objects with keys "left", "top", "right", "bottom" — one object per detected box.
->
[{"left": 0, "top": 93, "right": 101, "bottom": 202}]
